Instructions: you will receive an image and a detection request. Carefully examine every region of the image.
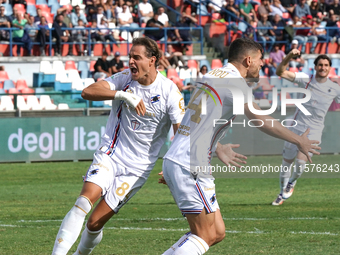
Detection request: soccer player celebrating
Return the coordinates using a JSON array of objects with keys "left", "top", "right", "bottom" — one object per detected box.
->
[
  {"left": 160, "top": 38, "right": 321, "bottom": 255},
  {"left": 51, "top": 37, "right": 186, "bottom": 255},
  {"left": 272, "top": 50, "right": 340, "bottom": 206}
]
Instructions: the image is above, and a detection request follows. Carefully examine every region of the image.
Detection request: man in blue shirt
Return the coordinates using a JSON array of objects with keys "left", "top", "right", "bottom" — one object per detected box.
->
[{"left": 294, "top": 0, "right": 311, "bottom": 18}]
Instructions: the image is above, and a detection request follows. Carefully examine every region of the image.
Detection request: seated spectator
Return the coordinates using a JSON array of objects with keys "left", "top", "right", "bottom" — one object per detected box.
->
[
  {"left": 12, "top": 12, "right": 32, "bottom": 56},
  {"left": 159, "top": 49, "right": 172, "bottom": 70},
  {"left": 104, "top": 0, "right": 116, "bottom": 22},
  {"left": 96, "top": 5, "right": 107, "bottom": 25},
  {"left": 208, "top": 0, "right": 224, "bottom": 13},
  {"left": 224, "top": 0, "right": 240, "bottom": 22},
  {"left": 295, "top": 0, "right": 311, "bottom": 18},
  {"left": 0, "top": 6, "right": 11, "bottom": 41},
  {"left": 138, "top": 0, "right": 153, "bottom": 24},
  {"left": 24, "top": 15, "right": 38, "bottom": 42},
  {"left": 70, "top": 5, "right": 88, "bottom": 27},
  {"left": 268, "top": 44, "right": 285, "bottom": 75},
  {"left": 144, "top": 13, "right": 165, "bottom": 41},
  {"left": 173, "top": 13, "right": 197, "bottom": 52},
  {"left": 270, "top": 0, "right": 287, "bottom": 17},
  {"left": 240, "top": 0, "right": 258, "bottom": 22},
  {"left": 93, "top": 51, "right": 111, "bottom": 81},
  {"left": 110, "top": 51, "right": 125, "bottom": 74},
  {"left": 86, "top": 0, "right": 100, "bottom": 22},
  {"left": 9, "top": 7, "right": 18, "bottom": 22},
  {"left": 34, "top": 8, "right": 43, "bottom": 25},
  {"left": 293, "top": 15, "right": 317, "bottom": 54},
  {"left": 36, "top": 16, "right": 49, "bottom": 56},
  {"left": 319, "top": 0, "right": 329, "bottom": 17},
  {"left": 309, "top": 0, "right": 320, "bottom": 19},
  {"left": 288, "top": 39, "right": 305, "bottom": 68},
  {"left": 118, "top": 4, "right": 139, "bottom": 36},
  {"left": 72, "top": 19, "right": 88, "bottom": 56},
  {"left": 272, "top": 14, "right": 287, "bottom": 43},
  {"left": 280, "top": 0, "right": 296, "bottom": 15},
  {"left": 90, "top": 20, "right": 100, "bottom": 55},
  {"left": 197, "top": 65, "right": 208, "bottom": 80},
  {"left": 115, "top": 0, "right": 124, "bottom": 18},
  {"left": 312, "top": 18, "right": 327, "bottom": 42},
  {"left": 165, "top": 44, "right": 186, "bottom": 68},
  {"left": 183, "top": 0, "right": 200, "bottom": 15},
  {"left": 52, "top": 14, "right": 73, "bottom": 56},
  {"left": 329, "top": 0, "right": 340, "bottom": 17},
  {"left": 57, "top": 5, "right": 73, "bottom": 29},
  {"left": 157, "top": 6, "right": 169, "bottom": 27},
  {"left": 328, "top": 14, "right": 340, "bottom": 46},
  {"left": 257, "top": 14, "right": 276, "bottom": 53},
  {"left": 97, "top": 17, "right": 118, "bottom": 54},
  {"left": 244, "top": 19, "right": 256, "bottom": 40},
  {"left": 258, "top": 0, "right": 273, "bottom": 20}
]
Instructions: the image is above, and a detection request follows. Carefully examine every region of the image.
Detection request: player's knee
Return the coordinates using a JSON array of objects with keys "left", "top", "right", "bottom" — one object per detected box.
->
[
  {"left": 86, "top": 216, "right": 104, "bottom": 232},
  {"left": 215, "top": 226, "right": 226, "bottom": 244},
  {"left": 74, "top": 196, "right": 92, "bottom": 216}
]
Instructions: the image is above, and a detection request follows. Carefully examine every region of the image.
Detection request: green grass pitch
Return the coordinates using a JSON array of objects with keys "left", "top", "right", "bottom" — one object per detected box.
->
[{"left": 0, "top": 155, "right": 339, "bottom": 255}]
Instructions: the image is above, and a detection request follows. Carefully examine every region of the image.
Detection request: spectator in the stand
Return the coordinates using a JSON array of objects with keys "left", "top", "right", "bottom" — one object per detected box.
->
[
  {"left": 97, "top": 17, "right": 117, "bottom": 54},
  {"left": 57, "top": 5, "right": 73, "bottom": 28},
  {"left": 34, "top": 8, "right": 43, "bottom": 25},
  {"left": 270, "top": 0, "right": 287, "bottom": 17},
  {"left": 52, "top": 14, "right": 73, "bottom": 56},
  {"left": 240, "top": 0, "right": 258, "bottom": 22},
  {"left": 25, "top": 15, "right": 38, "bottom": 42},
  {"left": 268, "top": 44, "right": 285, "bottom": 75},
  {"left": 71, "top": 5, "right": 88, "bottom": 27},
  {"left": 329, "top": 0, "right": 340, "bottom": 17},
  {"left": 86, "top": 0, "right": 100, "bottom": 22},
  {"left": 294, "top": 15, "right": 317, "bottom": 53},
  {"left": 295, "top": 0, "right": 310, "bottom": 18},
  {"left": 280, "top": 0, "right": 296, "bottom": 15},
  {"left": 90, "top": 20, "right": 100, "bottom": 54},
  {"left": 138, "top": 0, "right": 153, "bottom": 24},
  {"left": 173, "top": 13, "right": 197, "bottom": 52},
  {"left": 165, "top": 44, "right": 186, "bottom": 68},
  {"left": 118, "top": 4, "right": 139, "bottom": 36},
  {"left": 144, "top": 13, "right": 165, "bottom": 41},
  {"left": 309, "top": 0, "right": 320, "bottom": 18},
  {"left": 328, "top": 14, "right": 340, "bottom": 46},
  {"left": 36, "top": 16, "right": 49, "bottom": 56},
  {"left": 209, "top": 0, "right": 224, "bottom": 13},
  {"left": 115, "top": 0, "right": 124, "bottom": 18},
  {"left": 225, "top": 0, "right": 240, "bottom": 22},
  {"left": 9, "top": 7, "right": 18, "bottom": 22},
  {"left": 258, "top": 0, "right": 273, "bottom": 20},
  {"left": 72, "top": 19, "right": 88, "bottom": 56},
  {"left": 288, "top": 39, "right": 305, "bottom": 68},
  {"left": 93, "top": 51, "right": 111, "bottom": 80},
  {"left": 157, "top": 6, "right": 169, "bottom": 27},
  {"left": 110, "top": 51, "right": 125, "bottom": 74},
  {"left": 0, "top": 6, "right": 11, "bottom": 41},
  {"left": 104, "top": 0, "right": 116, "bottom": 22},
  {"left": 312, "top": 18, "right": 327, "bottom": 42},
  {"left": 272, "top": 14, "right": 286, "bottom": 42},
  {"left": 197, "top": 65, "right": 208, "bottom": 80},
  {"left": 318, "top": 0, "right": 329, "bottom": 17},
  {"left": 244, "top": 19, "right": 256, "bottom": 39},
  {"left": 257, "top": 14, "right": 276, "bottom": 53},
  {"left": 96, "top": 5, "right": 107, "bottom": 24},
  {"left": 11, "top": 0, "right": 27, "bottom": 9},
  {"left": 159, "top": 49, "right": 172, "bottom": 70},
  {"left": 12, "top": 12, "right": 32, "bottom": 56}
]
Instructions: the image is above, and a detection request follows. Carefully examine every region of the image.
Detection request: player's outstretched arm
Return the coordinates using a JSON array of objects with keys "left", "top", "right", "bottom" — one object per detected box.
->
[
  {"left": 82, "top": 80, "right": 146, "bottom": 115},
  {"left": 244, "top": 102, "right": 321, "bottom": 163},
  {"left": 215, "top": 143, "right": 247, "bottom": 168},
  {"left": 276, "top": 49, "right": 301, "bottom": 82}
]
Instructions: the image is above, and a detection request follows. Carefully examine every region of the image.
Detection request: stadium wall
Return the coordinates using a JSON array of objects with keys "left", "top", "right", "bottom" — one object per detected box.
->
[{"left": 0, "top": 111, "right": 339, "bottom": 163}]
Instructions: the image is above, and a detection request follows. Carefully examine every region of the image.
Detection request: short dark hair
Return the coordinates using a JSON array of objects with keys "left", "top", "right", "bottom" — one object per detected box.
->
[
  {"left": 102, "top": 51, "right": 108, "bottom": 56},
  {"left": 228, "top": 38, "right": 263, "bottom": 63},
  {"left": 132, "top": 37, "right": 161, "bottom": 67},
  {"left": 314, "top": 54, "right": 332, "bottom": 66}
]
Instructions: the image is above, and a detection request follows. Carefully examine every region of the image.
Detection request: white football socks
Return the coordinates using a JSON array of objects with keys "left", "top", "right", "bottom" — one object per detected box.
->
[
  {"left": 52, "top": 196, "right": 92, "bottom": 255},
  {"left": 172, "top": 234, "right": 209, "bottom": 255},
  {"left": 73, "top": 226, "right": 103, "bottom": 255},
  {"left": 280, "top": 160, "right": 292, "bottom": 195},
  {"left": 289, "top": 159, "right": 306, "bottom": 186},
  {"left": 162, "top": 232, "right": 191, "bottom": 255}
]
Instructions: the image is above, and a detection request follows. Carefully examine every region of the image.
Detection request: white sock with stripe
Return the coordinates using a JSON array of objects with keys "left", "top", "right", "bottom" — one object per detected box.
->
[
  {"left": 52, "top": 196, "right": 92, "bottom": 255},
  {"left": 72, "top": 226, "right": 103, "bottom": 255},
  {"left": 162, "top": 232, "right": 191, "bottom": 255},
  {"left": 172, "top": 233, "right": 209, "bottom": 255},
  {"left": 280, "top": 160, "right": 292, "bottom": 195},
  {"left": 289, "top": 159, "right": 306, "bottom": 186}
]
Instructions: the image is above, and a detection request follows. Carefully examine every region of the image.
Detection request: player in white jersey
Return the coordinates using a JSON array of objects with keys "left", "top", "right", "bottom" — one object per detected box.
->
[
  {"left": 160, "top": 38, "right": 321, "bottom": 255},
  {"left": 272, "top": 50, "right": 340, "bottom": 205},
  {"left": 51, "top": 37, "right": 185, "bottom": 255}
]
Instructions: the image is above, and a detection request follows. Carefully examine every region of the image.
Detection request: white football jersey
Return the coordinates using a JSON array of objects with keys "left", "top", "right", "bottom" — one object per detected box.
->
[
  {"left": 292, "top": 72, "right": 340, "bottom": 132},
  {"left": 164, "top": 63, "right": 251, "bottom": 172},
  {"left": 98, "top": 69, "right": 184, "bottom": 177}
]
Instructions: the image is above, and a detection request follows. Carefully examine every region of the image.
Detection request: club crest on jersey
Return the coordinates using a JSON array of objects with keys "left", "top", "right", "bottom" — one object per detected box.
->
[
  {"left": 151, "top": 95, "right": 160, "bottom": 103},
  {"left": 131, "top": 119, "right": 141, "bottom": 130}
]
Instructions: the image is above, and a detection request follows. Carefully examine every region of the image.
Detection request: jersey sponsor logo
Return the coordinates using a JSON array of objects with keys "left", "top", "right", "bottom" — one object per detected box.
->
[
  {"left": 122, "top": 71, "right": 129, "bottom": 75},
  {"left": 151, "top": 95, "right": 160, "bottom": 103},
  {"left": 131, "top": 119, "right": 141, "bottom": 130},
  {"left": 89, "top": 169, "right": 99, "bottom": 176}
]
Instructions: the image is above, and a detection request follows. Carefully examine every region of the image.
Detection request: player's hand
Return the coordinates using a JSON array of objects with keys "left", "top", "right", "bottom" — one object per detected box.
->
[
  {"left": 135, "top": 100, "right": 146, "bottom": 116},
  {"left": 290, "top": 49, "right": 301, "bottom": 58},
  {"left": 158, "top": 171, "right": 167, "bottom": 185},
  {"left": 114, "top": 91, "right": 146, "bottom": 116},
  {"left": 215, "top": 143, "right": 247, "bottom": 168},
  {"left": 297, "top": 128, "right": 321, "bottom": 163}
]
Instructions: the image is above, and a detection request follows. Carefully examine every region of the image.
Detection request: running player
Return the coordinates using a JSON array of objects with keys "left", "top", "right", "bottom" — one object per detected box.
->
[
  {"left": 161, "top": 38, "right": 321, "bottom": 255},
  {"left": 272, "top": 50, "right": 340, "bottom": 205},
  {"left": 51, "top": 37, "right": 186, "bottom": 255}
]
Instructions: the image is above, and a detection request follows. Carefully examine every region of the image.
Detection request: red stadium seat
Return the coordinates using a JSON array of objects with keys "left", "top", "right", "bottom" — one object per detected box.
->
[
  {"left": 167, "top": 68, "right": 179, "bottom": 78},
  {"left": 27, "top": 0, "right": 36, "bottom": 4},
  {"left": 187, "top": 59, "right": 198, "bottom": 70},
  {"left": 65, "top": 61, "right": 78, "bottom": 70},
  {"left": 212, "top": 13, "right": 221, "bottom": 20},
  {"left": 0, "top": 71, "right": 9, "bottom": 82},
  {"left": 36, "top": 4, "right": 50, "bottom": 12},
  {"left": 16, "top": 79, "right": 28, "bottom": 90},
  {"left": 289, "top": 67, "right": 299, "bottom": 72},
  {"left": 21, "top": 87, "right": 34, "bottom": 100},
  {"left": 329, "top": 67, "right": 338, "bottom": 78},
  {"left": 14, "top": 4, "right": 26, "bottom": 12},
  {"left": 211, "top": 59, "right": 223, "bottom": 69},
  {"left": 90, "top": 60, "right": 96, "bottom": 72},
  {"left": 282, "top": 12, "right": 290, "bottom": 19}
]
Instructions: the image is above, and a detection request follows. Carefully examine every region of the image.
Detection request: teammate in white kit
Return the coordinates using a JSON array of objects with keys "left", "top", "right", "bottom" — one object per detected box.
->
[
  {"left": 161, "top": 38, "right": 321, "bottom": 255},
  {"left": 272, "top": 50, "right": 340, "bottom": 206},
  {"left": 51, "top": 37, "right": 185, "bottom": 255}
]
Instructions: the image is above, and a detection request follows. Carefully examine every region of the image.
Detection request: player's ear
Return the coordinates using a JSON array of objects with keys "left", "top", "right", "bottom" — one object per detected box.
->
[
  {"left": 243, "top": 56, "right": 251, "bottom": 68},
  {"left": 150, "top": 56, "right": 156, "bottom": 67}
]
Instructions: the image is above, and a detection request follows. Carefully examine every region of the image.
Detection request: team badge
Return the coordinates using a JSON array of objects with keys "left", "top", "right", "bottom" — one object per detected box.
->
[
  {"left": 131, "top": 119, "right": 141, "bottom": 130},
  {"left": 151, "top": 95, "right": 160, "bottom": 103},
  {"left": 328, "top": 89, "right": 332, "bottom": 93}
]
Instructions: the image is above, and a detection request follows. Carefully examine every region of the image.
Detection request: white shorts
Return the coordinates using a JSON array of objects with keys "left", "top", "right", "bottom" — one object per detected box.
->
[
  {"left": 163, "top": 159, "right": 219, "bottom": 216},
  {"left": 283, "top": 126, "right": 322, "bottom": 160},
  {"left": 84, "top": 151, "right": 149, "bottom": 213}
]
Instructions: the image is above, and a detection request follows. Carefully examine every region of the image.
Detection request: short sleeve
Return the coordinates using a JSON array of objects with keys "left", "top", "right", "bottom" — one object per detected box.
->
[
  {"left": 167, "top": 83, "right": 185, "bottom": 124},
  {"left": 335, "top": 86, "right": 340, "bottom": 103},
  {"left": 293, "top": 72, "right": 310, "bottom": 88},
  {"left": 104, "top": 70, "right": 131, "bottom": 91}
]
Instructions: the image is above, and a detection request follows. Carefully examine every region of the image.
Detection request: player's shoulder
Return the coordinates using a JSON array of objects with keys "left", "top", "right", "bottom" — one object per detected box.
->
[
  {"left": 327, "top": 79, "right": 340, "bottom": 90},
  {"left": 107, "top": 69, "right": 131, "bottom": 83}
]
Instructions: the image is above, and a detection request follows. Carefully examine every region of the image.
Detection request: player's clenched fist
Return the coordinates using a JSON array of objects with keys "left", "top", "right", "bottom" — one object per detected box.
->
[
  {"left": 289, "top": 49, "right": 301, "bottom": 57},
  {"left": 115, "top": 91, "right": 146, "bottom": 116}
]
